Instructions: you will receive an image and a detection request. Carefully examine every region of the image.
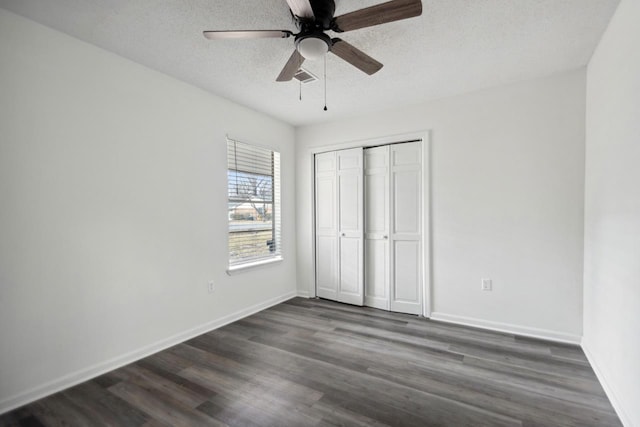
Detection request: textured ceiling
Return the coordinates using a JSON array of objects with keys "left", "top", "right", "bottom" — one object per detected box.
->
[{"left": 0, "top": 0, "right": 620, "bottom": 126}]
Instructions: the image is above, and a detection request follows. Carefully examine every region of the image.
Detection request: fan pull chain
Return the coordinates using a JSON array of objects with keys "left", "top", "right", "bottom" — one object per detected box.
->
[
  {"left": 299, "top": 55, "right": 303, "bottom": 101},
  {"left": 323, "top": 54, "right": 328, "bottom": 111}
]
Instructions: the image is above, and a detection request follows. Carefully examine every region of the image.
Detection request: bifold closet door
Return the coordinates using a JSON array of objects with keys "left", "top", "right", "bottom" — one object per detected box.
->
[
  {"left": 315, "top": 151, "right": 338, "bottom": 301},
  {"left": 315, "top": 148, "right": 364, "bottom": 305},
  {"left": 364, "top": 146, "right": 390, "bottom": 310},
  {"left": 389, "top": 142, "right": 422, "bottom": 315},
  {"left": 364, "top": 142, "right": 422, "bottom": 315}
]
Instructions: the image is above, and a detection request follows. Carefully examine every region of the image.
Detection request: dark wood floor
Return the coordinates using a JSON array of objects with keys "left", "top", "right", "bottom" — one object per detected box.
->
[{"left": 0, "top": 297, "right": 622, "bottom": 427}]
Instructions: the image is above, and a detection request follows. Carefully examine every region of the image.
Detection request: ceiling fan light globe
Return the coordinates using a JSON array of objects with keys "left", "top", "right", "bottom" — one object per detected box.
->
[{"left": 297, "top": 37, "right": 329, "bottom": 60}]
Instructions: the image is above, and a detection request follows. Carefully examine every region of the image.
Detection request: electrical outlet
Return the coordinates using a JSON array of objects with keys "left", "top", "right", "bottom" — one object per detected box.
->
[
  {"left": 208, "top": 281, "right": 215, "bottom": 293},
  {"left": 481, "top": 279, "right": 492, "bottom": 291}
]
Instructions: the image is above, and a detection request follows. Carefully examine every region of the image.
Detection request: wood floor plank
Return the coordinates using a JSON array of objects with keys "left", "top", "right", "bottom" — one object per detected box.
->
[
  {"left": 462, "top": 354, "right": 604, "bottom": 395},
  {"left": 0, "top": 408, "right": 43, "bottom": 427},
  {"left": 196, "top": 398, "right": 268, "bottom": 427},
  {"left": 137, "top": 347, "right": 195, "bottom": 374},
  {"left": 0, "top": 297, "right": 622, "bottom": 426},
  {"left": 108, "top": 381, "right": 226, "bottom": 426},
  {"left": 180, "top": 365, "right": 323, "bottom": 426},
  {"left": 27, "top": 393, "right": 107, "bottom": 427},
  {"left": 311, "top": 400, "right": 391, "bottom": 427},
  {"left": 61, "top": 380, "right": 149, "bottom": 426},
  {"left": 119, "top": 364, "right": 213, "bottom": 408},
  {"left": 134, "top": 358, "right": 216, "bottom": 399}
]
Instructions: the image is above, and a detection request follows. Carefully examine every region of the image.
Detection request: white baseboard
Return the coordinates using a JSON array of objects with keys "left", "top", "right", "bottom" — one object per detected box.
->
[
  {"left": 296, "top": 290, "right": 310, "bottom": 298},
  {"left": 0, "top": 291, "right": 297, "bottom": 415},
  {"left": 582, "top": 341, "right": 633, "bottom": 427},
  {"left": 430, "top": 312, "right": 582, "bottom": 345}
]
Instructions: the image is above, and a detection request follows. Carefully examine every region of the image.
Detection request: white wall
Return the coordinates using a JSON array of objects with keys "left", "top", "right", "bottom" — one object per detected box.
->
[
  {"left": 583, "top": 1, "right": 640, "bottom": 425},
  {"left": 296, "top": 69, "right": 586, "bottom": 343},
  {"left": 0, "top": 9, "right": 296, "bottom": 413}
]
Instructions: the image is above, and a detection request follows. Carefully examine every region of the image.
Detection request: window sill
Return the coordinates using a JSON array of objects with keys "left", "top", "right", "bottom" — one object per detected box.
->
[{"left": 226, "top": 257, "right": 283, "bottom": 275}]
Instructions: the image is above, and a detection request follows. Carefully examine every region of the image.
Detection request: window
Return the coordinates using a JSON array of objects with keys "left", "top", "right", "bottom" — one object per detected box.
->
[{"left": 227, "top": 138, "right": 281, "bottom": 269}]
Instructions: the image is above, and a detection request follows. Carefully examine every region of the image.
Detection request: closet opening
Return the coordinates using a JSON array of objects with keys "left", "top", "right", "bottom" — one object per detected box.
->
[{"left": 313, "top": 138, "right": 427, "bottom": 316}]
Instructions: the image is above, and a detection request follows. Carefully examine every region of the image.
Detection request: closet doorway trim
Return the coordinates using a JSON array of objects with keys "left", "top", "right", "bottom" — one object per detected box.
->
[{"left": 306, "top": 131, "right": 432, "bottom": 317}]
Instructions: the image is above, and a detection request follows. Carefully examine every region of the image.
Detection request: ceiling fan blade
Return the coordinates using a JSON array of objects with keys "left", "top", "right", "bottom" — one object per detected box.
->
[
  {"left": 285, "top": 0, "right": 314, "bottom": 19},
  {"left": 276, "top": 50, "right": 305, "bottom": 82},
  {"left": 333, "top": 0, "right": 422, "bottom": 32},
  {"left": 330, "top": 39, "right": 383, "bottom": 75},
  {"left": 203, "top": 30, "right": 293, "bottom": 40}
]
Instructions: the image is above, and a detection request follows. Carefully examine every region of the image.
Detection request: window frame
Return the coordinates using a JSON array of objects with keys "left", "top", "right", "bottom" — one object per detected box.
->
[{"left": 226, "top": 137, "right": 282, "bottom": 274}]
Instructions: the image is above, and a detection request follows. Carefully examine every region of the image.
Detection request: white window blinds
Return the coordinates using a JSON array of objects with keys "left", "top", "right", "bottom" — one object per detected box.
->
[{"left": 227, "top": 138, "right": 281, "bottom": 267}]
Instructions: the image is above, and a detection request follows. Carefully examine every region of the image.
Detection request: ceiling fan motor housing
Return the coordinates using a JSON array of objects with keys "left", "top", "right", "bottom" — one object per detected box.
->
[{"left": 307, "top": 0, "right": 336, "bottom": 29}]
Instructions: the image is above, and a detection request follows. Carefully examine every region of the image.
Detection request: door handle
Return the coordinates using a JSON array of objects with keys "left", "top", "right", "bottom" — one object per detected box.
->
[
  {"left": 341, "top": 233, "right": 346, "bottom": 237},
  {"left": 383, "top": 235, "right": 388, "bottom": 239}
]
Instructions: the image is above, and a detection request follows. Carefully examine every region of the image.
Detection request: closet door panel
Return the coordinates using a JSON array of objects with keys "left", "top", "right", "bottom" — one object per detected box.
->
[
  {"left": 366, "top": 173, "right": 387, "bottom": 233},
  {"left": 392, "top": 143, "right": 421, "bottom": 166},
  {"left": 394, "top": 240, "right": 420, "bottom": 303},
  {"left": 390, "top": 142, "right": 422, "bottom": 315},
  {"left": 364, "top": 146, "right": 389, "bottom": 310},
  {"left": 316, "top": 236, "right": 338, "bottom": 299},
  {"left": 365, "top": 239, "right": 388, "bottom": 309},
  {"left": 340, "top": 238, "right": 362, "bottom": 295},
  {"left": 393, "top": 170, "right": 421, "bottom": 235},
  {"left": 315, "top": 152, "right": 339, "bottom": 301},
  {"left": 316, "top": 176, "right": 335, "bottom": 231},
  {"left": 337, "top": 148, "right": 364, "bottom": 306},
  {"left": 338, "top": 173, "right": 361, "bottom": 232},
  {"left": 316, "top": 153, "right": 336, "bottom": 173}
]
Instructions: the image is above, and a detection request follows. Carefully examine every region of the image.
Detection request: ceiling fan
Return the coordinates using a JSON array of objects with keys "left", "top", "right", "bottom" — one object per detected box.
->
[{"left": 203, "top": 0, "right": 423, "bottom": 81}]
